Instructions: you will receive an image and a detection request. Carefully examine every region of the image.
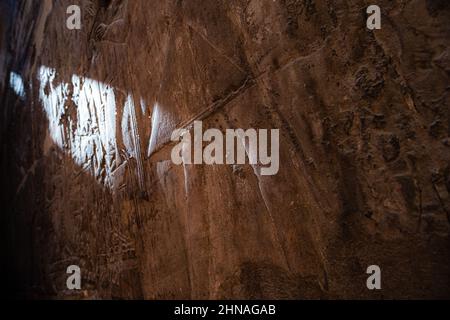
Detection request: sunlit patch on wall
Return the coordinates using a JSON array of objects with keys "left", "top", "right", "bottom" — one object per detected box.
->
[
  {"left": 9, "top": 72, "right": 25, "bottom": 99},
  {"left": 37, "top": 66, "right": 145, "bottom": 190},
  {"left": 147, "top": 102, "right": 160, "bottom": 157}
]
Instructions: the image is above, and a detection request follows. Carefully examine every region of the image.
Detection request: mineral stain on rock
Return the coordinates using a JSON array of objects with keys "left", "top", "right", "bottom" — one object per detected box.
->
[{"left": 0, "top": 0, "right": 449, "bottom": 299}]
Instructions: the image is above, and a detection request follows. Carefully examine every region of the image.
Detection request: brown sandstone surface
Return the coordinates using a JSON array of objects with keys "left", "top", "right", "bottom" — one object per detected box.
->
[{"left": 0, "top": 0, "right": 449, "bottom": 299}]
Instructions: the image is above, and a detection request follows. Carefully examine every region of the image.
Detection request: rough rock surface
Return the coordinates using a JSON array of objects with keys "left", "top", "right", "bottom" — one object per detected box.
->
[{"left": 0, "top": 0, "right": 449, "bottom": 299}]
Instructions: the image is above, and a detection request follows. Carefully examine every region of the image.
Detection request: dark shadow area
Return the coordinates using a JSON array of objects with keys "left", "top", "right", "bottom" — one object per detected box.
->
[{"left": 1, "top": 81, "right": 144, "bottom": 299}]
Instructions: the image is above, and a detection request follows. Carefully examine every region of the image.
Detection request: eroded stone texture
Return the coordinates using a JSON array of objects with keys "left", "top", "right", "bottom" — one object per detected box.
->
[{"left": 0, "top": 0, "right": 449, "bottom": 299}]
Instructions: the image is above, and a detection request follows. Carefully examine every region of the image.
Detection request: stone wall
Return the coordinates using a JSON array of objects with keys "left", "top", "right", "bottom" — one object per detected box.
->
[{"left": 0, "top": 0, "right": 449, "bottom": 299}]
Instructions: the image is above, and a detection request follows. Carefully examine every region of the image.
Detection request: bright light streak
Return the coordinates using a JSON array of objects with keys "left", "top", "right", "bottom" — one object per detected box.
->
[
  {"left": 38, "top": 66, "right": 120, "bottom": 188},
  {"left": 9, "top": 72, "right": 25, "bottom": 99}
]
